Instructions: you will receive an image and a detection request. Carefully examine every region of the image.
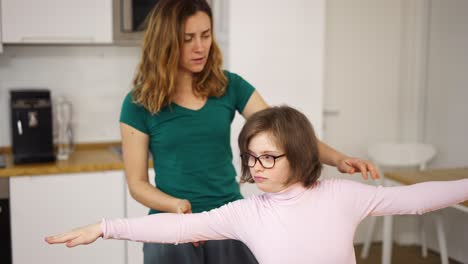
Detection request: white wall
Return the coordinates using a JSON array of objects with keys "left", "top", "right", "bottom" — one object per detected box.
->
[
  {"left": 324, "top": 1, "right": 468, "bottom": 262},
  {"left": 425, "top": 0, "right": 468, "bottom": 169},
  {"left": 0, "top": 46, "right": 140, "bottom": 146}
]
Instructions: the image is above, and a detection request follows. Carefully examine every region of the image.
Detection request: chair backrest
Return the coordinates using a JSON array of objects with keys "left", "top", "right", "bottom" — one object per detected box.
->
[{"left": 367, "top": 143, "right": 437, "bottom": 170}]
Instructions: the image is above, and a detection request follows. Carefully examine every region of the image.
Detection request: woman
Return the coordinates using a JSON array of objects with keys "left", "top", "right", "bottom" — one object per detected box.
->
[
  {"left": 120, "top": 0, "right": 378, "bottom": 263},
  {"left": 46, "top": 106, "right": 468, "bottom": 264}
]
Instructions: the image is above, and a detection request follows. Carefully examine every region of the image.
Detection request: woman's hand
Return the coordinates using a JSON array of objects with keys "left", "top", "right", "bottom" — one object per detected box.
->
[
  {"left": 45, "top": 222, "right": 103, "bottom": 248},
  {"left": 173, "top": 199, "right": 205, "bottom": 247},
  {"left": 337, "top": 157, "right": 380, "bottom": 180},
  {"left": 173, "top": 199, "right": 192, "bottom": 214}
]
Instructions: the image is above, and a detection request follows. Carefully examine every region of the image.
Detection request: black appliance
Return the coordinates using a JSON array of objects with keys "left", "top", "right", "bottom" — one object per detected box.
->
[
  {"left": 0, "top": 199, "right": 12, "bottom": 264},
  {"left": 10, "top": 90, "right": 55, "bottom": 164}
]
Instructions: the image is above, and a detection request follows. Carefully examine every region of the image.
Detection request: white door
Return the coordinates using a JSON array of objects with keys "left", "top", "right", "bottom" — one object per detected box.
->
[
  {"left": 322, "top": 0, "right": 402, "bottom": 243},
  {"left": 228, "top": 0, "right": 325, "bottom": 197},
  {"left": 322, "top": 0, "right": 401, "bottom": 179}
]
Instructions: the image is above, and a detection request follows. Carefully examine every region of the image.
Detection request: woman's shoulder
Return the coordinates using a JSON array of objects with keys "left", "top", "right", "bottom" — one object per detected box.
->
[
  {"left": 221, "top": 70, "right": 255, "bottom": 97},
  {"left": 121, "top": 91, "right": 151, "bottom": 115},
  {"left": 223, "top": 70, "right": 245, "bottom": 84}
]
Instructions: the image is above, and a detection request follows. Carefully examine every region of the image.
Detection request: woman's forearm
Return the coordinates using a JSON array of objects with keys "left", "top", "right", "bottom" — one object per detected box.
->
[
  {"left": 317, "top": 140, "right": 349, "bottom": 167},
  {"left": 127, "top": 179, "right": 183, "bottom": 213}
]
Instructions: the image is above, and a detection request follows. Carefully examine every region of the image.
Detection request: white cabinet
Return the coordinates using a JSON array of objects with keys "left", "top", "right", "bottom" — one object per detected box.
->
[
  {"left": 0, "top": 0, "right": 3, "bottom": 53},
  {"left": 125, "top": 169, "right": 156, "bottom": 264},
  {"left": 1, "top": 0, "right": 112, "bottom": 44},
  {"left": 9, "top": 171, "right": 126, "bottom": 264}
]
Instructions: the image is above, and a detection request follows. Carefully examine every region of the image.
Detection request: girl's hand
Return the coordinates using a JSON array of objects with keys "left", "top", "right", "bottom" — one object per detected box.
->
[
  {"left": 337, "top": 157, "right": 380, "bottom": 180},
  {"left": 45, "top": 223, "right": 103, "bottom": 248}
]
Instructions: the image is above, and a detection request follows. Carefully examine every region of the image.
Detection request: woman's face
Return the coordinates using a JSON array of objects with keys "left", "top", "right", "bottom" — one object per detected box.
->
[
  {"left": 247, "top": 132, "right": 292, "bottom": 193},
  {"left": 179, "top": 11, "right": 212, "bottom": 74}
]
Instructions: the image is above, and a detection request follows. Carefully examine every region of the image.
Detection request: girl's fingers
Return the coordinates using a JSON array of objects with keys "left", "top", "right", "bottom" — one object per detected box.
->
[
  {"left": 45, "top": 231, "right": 79, "bottom": 244},
  {"left": 66, "top": 235, "right": 87, "bottom": 248}
]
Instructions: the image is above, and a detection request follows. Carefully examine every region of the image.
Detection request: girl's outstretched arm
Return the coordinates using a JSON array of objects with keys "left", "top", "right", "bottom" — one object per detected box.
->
[
  {"left": 46, "top": 199, "right": 252, "bottom": 247},
  {"left": 336, "top": 178, "right": 468, "bottom": 221}
]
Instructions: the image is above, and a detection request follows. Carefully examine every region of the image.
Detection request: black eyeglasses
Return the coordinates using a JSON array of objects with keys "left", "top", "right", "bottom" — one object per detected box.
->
[{"left": 240, "top": 153, "right": 286, "bottom": 169}]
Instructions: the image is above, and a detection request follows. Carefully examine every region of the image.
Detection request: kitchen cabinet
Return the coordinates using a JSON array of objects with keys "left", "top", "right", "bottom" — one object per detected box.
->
[
  {"left": 9, "top": 171, "right": 125, "bottom": 264},
  {"left": 125, "top": 169, "right": 155, "bottom": 264},
  {"left": 0, "top": 0, "right": 3, "bottom": 53},
  {"left": 1, "top": 0, "right": 112, "bottom": 44}
]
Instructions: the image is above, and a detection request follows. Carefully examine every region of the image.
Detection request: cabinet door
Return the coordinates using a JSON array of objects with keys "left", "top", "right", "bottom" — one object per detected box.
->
[
  {"left": 125, "top": 169, "right": 155, "bottom": 264},
  {"left": 0, "top": 0, "right": 3, "bottom": 53},
  {"left": 1, "top": 0, "right": 112, "bottom": 44},
  {"left": 10, "top": 171, "right": 125, "bottom": 264}
]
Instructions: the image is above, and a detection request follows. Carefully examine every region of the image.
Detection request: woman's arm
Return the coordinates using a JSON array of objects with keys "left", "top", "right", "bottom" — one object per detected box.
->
[
  {"left": 121, "top": 123, "right": 191, "bottom": 213},
  {"left": 241, "top": 91, "right": 379, "bottom": 179},
  {"left": 241, "top": 90, "right": 269, "bottom": 119},
  {"left": 318, "top": 141, "right": 379, "bottom": 180}
]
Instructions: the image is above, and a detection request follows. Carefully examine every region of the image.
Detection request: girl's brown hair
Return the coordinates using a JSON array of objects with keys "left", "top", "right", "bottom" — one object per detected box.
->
[
  {"left": 132, "top": 0, "right": 227, "bottom": 114},
  {"left": 238, "top": 106, "right": 323, "bottom": 187}
]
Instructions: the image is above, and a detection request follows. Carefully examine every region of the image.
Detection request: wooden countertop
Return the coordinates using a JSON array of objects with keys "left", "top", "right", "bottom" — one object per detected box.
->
[
  {"left": 0, "top": 142, "right": 152, "bottom": 177},
  {"left": 385, "top": 168, "right": 468, "bottom": 208}
]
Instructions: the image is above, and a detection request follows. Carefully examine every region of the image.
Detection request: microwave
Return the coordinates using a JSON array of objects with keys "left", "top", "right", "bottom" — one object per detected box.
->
[{"left": 113, "top": 0, "right": 214, "bottom": 45}]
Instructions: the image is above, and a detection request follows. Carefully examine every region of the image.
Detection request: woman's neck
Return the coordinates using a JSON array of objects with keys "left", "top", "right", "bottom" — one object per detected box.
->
[{"left": 176, "top": 70, "right": 194, "bottom": 95}]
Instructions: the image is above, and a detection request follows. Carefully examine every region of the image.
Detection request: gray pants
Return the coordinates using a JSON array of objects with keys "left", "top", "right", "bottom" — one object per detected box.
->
[{"left": 143, "top": 240, "right": 258, "bottom": 264}]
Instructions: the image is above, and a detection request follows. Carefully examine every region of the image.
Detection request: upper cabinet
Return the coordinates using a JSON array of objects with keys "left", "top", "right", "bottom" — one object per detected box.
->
[
  {"left": 1, "top": 0, "right": 112, "bottom": 44},
  {"left": 0, "top": 0, "right": 3, "bottom": 52}
]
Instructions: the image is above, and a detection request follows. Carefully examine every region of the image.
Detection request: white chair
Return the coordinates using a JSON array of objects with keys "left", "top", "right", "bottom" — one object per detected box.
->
[{"left": 359, "top": 143, "right": 448, "bottom": 264}]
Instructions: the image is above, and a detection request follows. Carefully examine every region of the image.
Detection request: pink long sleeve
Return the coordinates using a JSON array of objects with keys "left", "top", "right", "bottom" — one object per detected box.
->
[
  {"left": 336, "top": 179, "right": 468, "bottom": 221},
  {"left": 102, "top": 198, "right": 252, "bottom": 244},
  {"left": 101, "top": 179, "right": 468, "bottom": 264}
]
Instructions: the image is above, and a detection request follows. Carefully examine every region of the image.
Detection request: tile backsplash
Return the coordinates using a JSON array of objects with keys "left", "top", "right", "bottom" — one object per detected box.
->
[{"left": 0, "top": 45, "right": 141, "bottom": 146}]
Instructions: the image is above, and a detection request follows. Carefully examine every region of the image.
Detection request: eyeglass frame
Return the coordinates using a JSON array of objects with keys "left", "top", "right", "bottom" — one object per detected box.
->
[{"left": 240, "top": 153, "right": 286, "bottom": 169}]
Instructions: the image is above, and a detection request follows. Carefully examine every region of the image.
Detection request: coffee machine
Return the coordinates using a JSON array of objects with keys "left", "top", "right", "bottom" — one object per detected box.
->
[{"left": 10, "top": 89, "right": 55, "bottom": 164}]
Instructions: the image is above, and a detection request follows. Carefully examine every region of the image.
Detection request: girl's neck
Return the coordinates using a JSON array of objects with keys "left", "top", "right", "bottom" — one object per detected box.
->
[{"left": 265, "top": 182, "right": 307, "bottom": 204}]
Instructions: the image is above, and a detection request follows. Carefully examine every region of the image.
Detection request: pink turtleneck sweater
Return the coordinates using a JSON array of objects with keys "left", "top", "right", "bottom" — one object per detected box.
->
[{"left": 101, "top": 179, "right": 468, "bottom": 264}]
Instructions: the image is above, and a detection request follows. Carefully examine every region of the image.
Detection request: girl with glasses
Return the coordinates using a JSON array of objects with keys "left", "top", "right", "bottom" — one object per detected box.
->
[{"left": 46, "top": 106, "right": 468, "bottom": 264}]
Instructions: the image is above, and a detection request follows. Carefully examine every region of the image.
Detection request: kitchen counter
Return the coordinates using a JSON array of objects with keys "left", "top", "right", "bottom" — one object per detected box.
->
[{"left": 0, "top": 142, "right": 152, "bottom": 178}]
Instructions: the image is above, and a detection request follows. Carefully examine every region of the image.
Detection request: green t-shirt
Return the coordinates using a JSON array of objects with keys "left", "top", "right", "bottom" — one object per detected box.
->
[{"left": 120, "top": 71, "right": 255, "bottom": 213}]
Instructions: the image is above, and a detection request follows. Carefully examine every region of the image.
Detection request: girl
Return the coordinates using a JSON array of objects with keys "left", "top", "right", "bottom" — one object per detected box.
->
[
  {"left": 121, "top": 0, "right": 378, "bottom": 263},
  {"left": 47, "top": 106, "right": 468, "bottom": 264}
]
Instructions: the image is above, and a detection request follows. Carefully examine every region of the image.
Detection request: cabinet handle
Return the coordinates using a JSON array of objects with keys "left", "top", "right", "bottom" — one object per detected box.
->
[
  {"left": 21, "top": 36, "right": 95, "bottom": 43},
  {"left": 323, "top": 109, "right": 340, "bottom": 117},
  {"left": 122, "top": 0, "right": 133, "bottom": 32},
  {"left": 17, "top": 120, "right": 23, "bottom": 135}
]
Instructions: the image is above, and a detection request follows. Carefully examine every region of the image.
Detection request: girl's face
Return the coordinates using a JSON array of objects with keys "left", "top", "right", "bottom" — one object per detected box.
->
[
  {"left": 247, "top": 132, "right": 292, "bottom": 193},
  {"left": 179, "top": 11, "right": 212, "bottom": 74}
]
